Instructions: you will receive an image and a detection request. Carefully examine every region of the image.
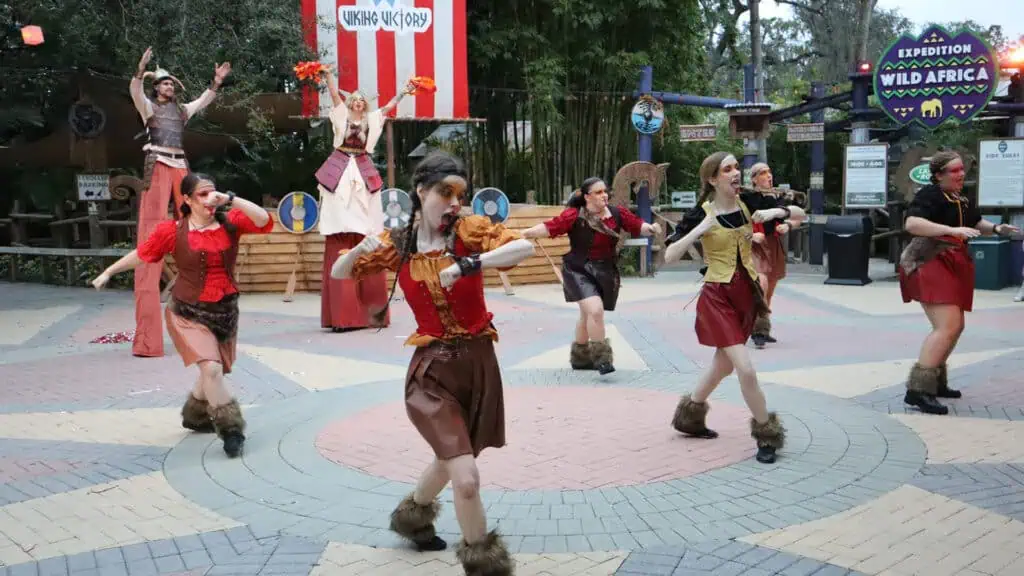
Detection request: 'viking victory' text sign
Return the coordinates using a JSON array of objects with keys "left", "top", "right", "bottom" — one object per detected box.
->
[{"left": 874, "top": 26, "right": 997, "bottom": 129}]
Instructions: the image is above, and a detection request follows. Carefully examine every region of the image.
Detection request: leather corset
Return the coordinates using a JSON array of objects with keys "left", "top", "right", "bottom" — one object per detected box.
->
[{"left": 147, "top": 101, "right": 187, "bottom": 149}]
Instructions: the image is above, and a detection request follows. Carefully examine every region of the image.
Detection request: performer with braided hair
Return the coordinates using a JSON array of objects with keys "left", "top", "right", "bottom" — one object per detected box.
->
[
  {"left": 316, "top": 69, "right": 415, "bottom": 332},
  {"left": 521, "top": 177, "right": 661, "bottom": 374},
  {"left": 663, "top": 152, "right": 805, "bottom": 464},
  {"left": 331, "top": 152, "right": 534, "bottom": 575},
  {"left": 93, "top": 173, "right": 273, "bottom": 457},
  {"left": 899, "top": 151, "right": 1019, "bottom": 414},
  {"left": 129, "top": 46, "right": 231, "bottom": 358},
  {"left": 748, "top": 162, "right": 800, "bottom": 348}
]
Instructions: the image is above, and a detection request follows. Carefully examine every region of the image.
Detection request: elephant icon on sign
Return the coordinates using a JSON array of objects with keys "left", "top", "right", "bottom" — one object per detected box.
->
[{"left": 920, "top": 98, "right": 943, "bottom": 118}]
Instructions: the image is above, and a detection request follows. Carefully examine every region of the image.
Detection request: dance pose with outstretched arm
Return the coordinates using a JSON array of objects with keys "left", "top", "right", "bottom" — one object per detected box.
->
[
  {"left": 129, "top": 46, "right": 231, "bottom": 358},
  {"left": 898, "top": 151, "right": 1019, "bottom": 414},
  {"left": 93, "top": 173, "right": 273, "bottom": 457},
  {"left": 662, "top": 152, "right": 805, "bottom": 464},
  {"left": 521, "top": 177, "right": 661, "bottom": 374},
  {"left": 316, "top": 68, "right": 415, "bottom": 332},
  {"left": 331, "top": 152, "right": 534, "bottom": 575}
]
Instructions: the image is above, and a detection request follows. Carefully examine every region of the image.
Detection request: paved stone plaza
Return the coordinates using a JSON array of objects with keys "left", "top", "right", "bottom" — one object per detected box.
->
[{"left": 0, "top": 267, "right": 1023, "bottom": 575}]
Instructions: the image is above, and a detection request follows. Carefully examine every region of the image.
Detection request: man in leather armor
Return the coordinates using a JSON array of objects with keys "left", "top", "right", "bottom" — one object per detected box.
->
[{"left": 128, "top": 46, "right": 231, "bottom": 358}]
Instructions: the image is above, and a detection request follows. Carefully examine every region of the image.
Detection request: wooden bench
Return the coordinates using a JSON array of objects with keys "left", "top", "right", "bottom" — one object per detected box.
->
[{"left": 0, "top": 246, "right": 131, "bottom": 285}]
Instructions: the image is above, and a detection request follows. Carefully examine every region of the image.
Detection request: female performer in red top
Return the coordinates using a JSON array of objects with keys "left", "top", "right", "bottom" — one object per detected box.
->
[
  {"left": 521, "top": 177, "right": 661, "bottom": 374},
  {"left": 899, "top": 151, "right": 1019, "bottom": 414},
  {"left": 92, "top": 173, "right": 274, "bottom": 457},
  {"left": 331, "top": 152, "right": 534, "bottom": 576}
]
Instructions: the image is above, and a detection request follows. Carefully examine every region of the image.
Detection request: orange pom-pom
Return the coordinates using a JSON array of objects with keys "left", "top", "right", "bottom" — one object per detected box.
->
[
  {"left": 294, "top": 61, "right": 327, "bottom": 81},
  {"left": 408, "top": 76, "right": 437, "bottom": 95}
]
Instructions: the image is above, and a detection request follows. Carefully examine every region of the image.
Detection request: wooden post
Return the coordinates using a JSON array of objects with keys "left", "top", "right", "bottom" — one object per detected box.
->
[
  {"left": 11, "top": 200, "right": 26, "bottom": 245},
  {"left": 386, "top": 120, "right": 396, "bottom": 188}
]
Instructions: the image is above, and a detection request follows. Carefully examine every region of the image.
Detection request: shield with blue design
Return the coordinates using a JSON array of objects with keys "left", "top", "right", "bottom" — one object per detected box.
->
[
  {"left": 277, "top": 191, "right": 320, "bottom": 234},
  {"left": 472, "top": 187, "right": 510, "bottom": 224}
]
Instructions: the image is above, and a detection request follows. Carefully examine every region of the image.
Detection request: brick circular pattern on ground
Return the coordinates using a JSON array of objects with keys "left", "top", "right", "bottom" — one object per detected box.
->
[
  {"left": 165, "top": 369, "right": 928, "bottom": 553},
  {"left": 315, "top": 386, "right": 754, "bottom": 490}
]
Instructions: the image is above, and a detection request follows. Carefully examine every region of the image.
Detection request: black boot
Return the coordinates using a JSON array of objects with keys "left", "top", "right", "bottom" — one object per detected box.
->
[
  {"left": 751, "top": 312, "right": 771, "bottom": 349},
  {"left": 903, "top": 363, "right": 948, "bottom": 415},
  {"left": 590, "top": 338, "right": 615, "bottom": 375},
  {"left": 389, "top": 493, "right": 447, "bottom": 552},
  {"left": 671, "top": 394, "right": 719, "bottom": 438},
  {"left": 210, "top": 399, "right": 246, "bottom": 457},
  {"left": 181, "top": 394, "right": 215, "bottom": 433},
  {"left": 570, "top": 341, "right": 595, "bottom": 370},
  {"left": 935, "top": 363, "right": 962, "bottom": 399},
  {"left": 750, "top": 413, "right": 785, "bottom": 464},
  {"left": 455, "top": 531, "right": 514, "bottom": 576}
]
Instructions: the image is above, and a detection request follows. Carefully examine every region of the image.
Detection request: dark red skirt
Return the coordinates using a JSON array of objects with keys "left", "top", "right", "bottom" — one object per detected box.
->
[
  {"left": 695, "top": 270, "right": 758, "bottom": 347},
  {"left": 752, "top": 236, "right": 787, "bottom": 281},
  {"left": 899, "top": 242, "right": 974, "bottom": 312},
  {"left": 321, "top": 233, "right": 391, "bottom": 328}
]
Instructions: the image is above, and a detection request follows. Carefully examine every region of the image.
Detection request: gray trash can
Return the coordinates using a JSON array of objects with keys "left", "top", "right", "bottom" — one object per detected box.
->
[{"left": 824, "top": 215, "right": 873, "bottom": 286}]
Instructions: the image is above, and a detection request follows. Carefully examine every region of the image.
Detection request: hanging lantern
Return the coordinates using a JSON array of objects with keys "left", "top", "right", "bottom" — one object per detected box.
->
[{"left": 21, "top": 25, "right": 44, "bottom": 46}]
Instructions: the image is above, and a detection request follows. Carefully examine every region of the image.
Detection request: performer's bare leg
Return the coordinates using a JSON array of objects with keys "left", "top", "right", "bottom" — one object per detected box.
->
[
  {"left": 720, "top": 344, "right": 769, "bottom": 422},
  {"left": 414, "top": 459, "right": 450, "bottom": 503},
  {"left": 691, "top": 349, "right": 734, "bottom": 402},
  {"left": 574, "top": 310, "right": 589, "bottom": 344},
  {"left": 445, "top": 455, "right": 487, "bottom": 543},
  {"left": 919, "top": 304, "right": 963, "bottom": 367},
  {"left": 198, "top": 361, "right": 232, "bottom": 407},
  {"left": 191, "top": 375, "right": 206, "bottom": 401},
  {"left": 579, "top": 296, "right": 605, "bottom": 341}
]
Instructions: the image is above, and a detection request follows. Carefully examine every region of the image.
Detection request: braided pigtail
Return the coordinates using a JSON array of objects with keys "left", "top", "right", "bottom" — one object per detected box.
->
[{"left": 371, "top": 196, "right": 420, "bottom": 328}]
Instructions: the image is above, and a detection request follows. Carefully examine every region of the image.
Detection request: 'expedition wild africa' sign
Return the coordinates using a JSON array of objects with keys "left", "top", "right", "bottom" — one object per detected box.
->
[{"left": 874, "top": 26, "right": 997, "bottom": 129}]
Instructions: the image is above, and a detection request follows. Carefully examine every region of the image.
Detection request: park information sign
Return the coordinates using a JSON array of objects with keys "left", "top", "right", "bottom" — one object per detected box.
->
[
  {"left": 978, "top": 138, "right": 1024, "bottom": 207},
  {"left": 843, "top": 144, "right": 888, "bottom": 209},
  {"left": 874, "top": 25, "right": 998, "bottom": 129}
]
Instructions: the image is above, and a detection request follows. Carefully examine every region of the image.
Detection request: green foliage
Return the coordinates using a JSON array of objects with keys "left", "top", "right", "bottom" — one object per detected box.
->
[{"left": 466, "top": 0, "right": 709, "bottom": 201}]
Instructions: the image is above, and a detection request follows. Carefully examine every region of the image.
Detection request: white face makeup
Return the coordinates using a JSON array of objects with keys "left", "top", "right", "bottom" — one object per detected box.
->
[
  {"left": 188, "top": 180, "right": 218, "bottom": 217},
  {"left": 715, "top": 155, "right": 742, "bottom": 199},
  {"left": 583, "top": 180, "right": 609, "bottom": 214},
  {"left": 417, "top": 175, "right": 467, "bottom": 233}
]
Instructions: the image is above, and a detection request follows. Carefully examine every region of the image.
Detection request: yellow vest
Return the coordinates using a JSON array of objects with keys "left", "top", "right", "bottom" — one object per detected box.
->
[{"left": 700, "top": 200, "right": 759, "bottom": 284}]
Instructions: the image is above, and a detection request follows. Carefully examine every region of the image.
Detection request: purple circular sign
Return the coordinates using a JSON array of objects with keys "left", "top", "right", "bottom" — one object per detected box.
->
[{"left": 874, "top": 26, "right": 997, "bottom": 129}]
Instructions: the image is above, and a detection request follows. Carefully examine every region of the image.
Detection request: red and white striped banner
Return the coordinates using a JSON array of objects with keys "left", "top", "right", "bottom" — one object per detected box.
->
[{"left": 300, "top": 0, "right": 469, "bottom": 120}]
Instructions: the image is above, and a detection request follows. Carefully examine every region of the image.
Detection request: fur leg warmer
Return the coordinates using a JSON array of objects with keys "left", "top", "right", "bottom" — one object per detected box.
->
[
  {"left": 752, "top": 312, "right": 771, "bottom": 337},
  {"left": 181, "top": 394, "right": 214, "bottom": 433},
  {"left": 750, "top": 413, "right": 786, "bottom": 450},
  {"left": 570, "top": 342, "right": 593, "bottom": 370},
  {"left": 906, "top": 363, "right": 941, "bottom": 395},
  {"left": 389, "top": 493, "right": 441, "bottom": 544},
  {"left": 589, "top": 339, "right": 613, "bottom": 366},
  {"left": 209, "top": 399, "right": 246, "bottom": 440},
  {"left": 455, "top": 530, "right": 515, "bottom": 576},
  {"left": 671, "top": 395, "right": 717, "bottom": 437}
]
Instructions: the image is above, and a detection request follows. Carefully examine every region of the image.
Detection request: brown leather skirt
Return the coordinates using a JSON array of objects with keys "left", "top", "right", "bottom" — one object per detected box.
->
[
  {"left": 405, "top": 338, "right": 505, "bottom": 460},
  {"left": 752, "top": 235, "right": 787, "bottom": 281},
  {"left": 561, "top": 256, "right": 620, "bottom": 311}
]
